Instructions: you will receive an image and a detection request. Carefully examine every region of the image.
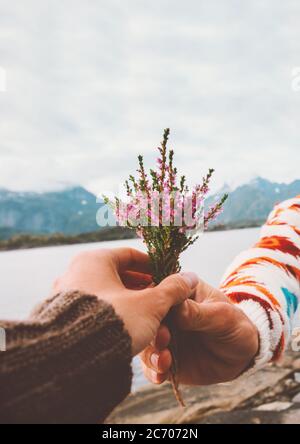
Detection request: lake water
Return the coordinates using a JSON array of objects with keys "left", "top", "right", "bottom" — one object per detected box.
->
[{"left": 0, "top": 228, "right": 260, "bottom": 390}]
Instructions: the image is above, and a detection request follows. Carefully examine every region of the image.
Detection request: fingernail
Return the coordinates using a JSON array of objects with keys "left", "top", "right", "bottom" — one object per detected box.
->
[
  {"left": 150, "top": 369, "right": 159, "bottom": 383},
  {"left": 150, "top": 353, "right": 159, "bottom": 368},
  {"left": 180, "top": 272, "right": 199, "bottom": 289}
]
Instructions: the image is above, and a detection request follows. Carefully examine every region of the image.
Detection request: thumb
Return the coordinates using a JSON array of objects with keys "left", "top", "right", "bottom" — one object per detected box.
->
[
  {"left": 174, "top": 298, "right": 233, "bottom": 332},
  {"left": 140, "top": 272, "right": 199, "bottom": 320}
]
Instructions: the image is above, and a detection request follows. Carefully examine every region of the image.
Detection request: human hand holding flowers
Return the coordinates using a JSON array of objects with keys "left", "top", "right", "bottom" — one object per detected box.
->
[
  {"left": 52, "top": 247, "right": 198, "bottom": 356},
  {"left": 140, "top": 279, "right": 259, "bottom": 385}
]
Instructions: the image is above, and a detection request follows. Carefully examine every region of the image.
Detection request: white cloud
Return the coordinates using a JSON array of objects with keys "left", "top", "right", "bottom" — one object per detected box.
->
[{"left": 0, "top": 0, "right": 299, "bottom": 194}]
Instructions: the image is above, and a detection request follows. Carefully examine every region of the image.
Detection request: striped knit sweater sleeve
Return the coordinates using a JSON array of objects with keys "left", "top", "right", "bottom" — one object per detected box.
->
[{"left": 220, "top": 195, "right": 300, "bottom": 370}]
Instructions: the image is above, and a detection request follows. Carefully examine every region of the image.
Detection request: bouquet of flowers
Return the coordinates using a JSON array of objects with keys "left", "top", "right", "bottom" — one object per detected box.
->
[{"left": 104, "top": 129, "right": 228, "bottom": 405}]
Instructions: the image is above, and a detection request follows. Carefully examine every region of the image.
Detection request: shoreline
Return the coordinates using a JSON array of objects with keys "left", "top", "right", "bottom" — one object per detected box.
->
[
  {"left": 107, "top": 351, "right": 300, "bottom": 424},
  {"left": 0, "top": 222, "right": 263, "bottom": 253}
]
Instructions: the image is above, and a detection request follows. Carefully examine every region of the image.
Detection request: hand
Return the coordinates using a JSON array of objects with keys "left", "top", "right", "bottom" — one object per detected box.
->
[
  {"left": 52, "top": 247, "right": 198, "bottom": 356},
  {"left": 140, "top": 279, "right": 259, "bottom": 385}
]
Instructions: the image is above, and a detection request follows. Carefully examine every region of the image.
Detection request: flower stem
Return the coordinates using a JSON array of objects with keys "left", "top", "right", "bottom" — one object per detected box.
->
[
  {"left": 164, "top": 313, "right": 185, "bottom": 407},
  {"left": 150, "top": 254, "right": 185, "bottom": 407}
]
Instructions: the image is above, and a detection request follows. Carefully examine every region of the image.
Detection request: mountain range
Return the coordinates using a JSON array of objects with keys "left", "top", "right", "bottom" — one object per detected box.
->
[
  {"left": 208, "top": 177, "right": 300, "bottom": 226},
  {"left": 0, "top": 187, "right": 100, "bottom": 239},
  {"left": 0, "top": 177, "right": 299, "bottom": 240}
]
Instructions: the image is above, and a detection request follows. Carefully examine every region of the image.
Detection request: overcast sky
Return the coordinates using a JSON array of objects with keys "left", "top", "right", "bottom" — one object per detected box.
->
[{"left": 0, "top": 0, "right": 299, "bottom": 195}]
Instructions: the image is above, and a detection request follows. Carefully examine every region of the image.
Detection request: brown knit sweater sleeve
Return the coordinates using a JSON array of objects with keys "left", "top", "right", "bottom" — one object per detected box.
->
[{"left": 0, "top": 292, "right": 133, "bottom": 424}]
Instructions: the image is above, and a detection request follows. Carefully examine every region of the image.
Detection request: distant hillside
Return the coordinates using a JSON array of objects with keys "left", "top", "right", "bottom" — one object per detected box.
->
[
  {"left": 0, "top": 178, "right": 299, "bottom": 241},
  {"left": 0, "top": 186, "right": 102, "bottom": 239},
  {"left": 209, "top": 177, "right": 300, "bottom": 226},
  {"left": 0, "top": 227, "right": 136, "bottom": 251}
]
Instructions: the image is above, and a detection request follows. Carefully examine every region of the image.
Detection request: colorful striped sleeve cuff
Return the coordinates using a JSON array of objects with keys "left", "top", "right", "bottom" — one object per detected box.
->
[{"left": 220, "top": 195, "right": 300, "bottom": 371}]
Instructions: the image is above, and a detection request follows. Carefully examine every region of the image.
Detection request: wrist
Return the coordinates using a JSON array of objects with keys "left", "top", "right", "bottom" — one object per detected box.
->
[
  {"left": 108, "top": 297, "right": 139, "bottom": 356},
  {"left": 234, "top": 299, "right": 274, "bottom": 371},
  {"left": 243, "top": 322, "right": 260, "bottom": 373}
]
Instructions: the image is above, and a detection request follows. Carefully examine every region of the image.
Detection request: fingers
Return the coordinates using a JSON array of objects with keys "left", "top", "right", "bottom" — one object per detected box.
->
[
  {"left": 140, "top": 324, "right": 172, "bottom": 384},
  {"left": 121, "top": 270, "right": 153, "bottom": 290},
  {"left": 194, "top": 278, "right": 229, "bottom": 304},
  {"left": 140, "top": 345, "right": 172, "bottom": 384},
  {"left": 67, "top": 248, "right": 152, "bottom": 292},
  {"left": 140, "top": 272, "right": 199, "bottom": 320},
  {"left": 174, "top": 298, "right": 234, "bottom": 333},
  {"left": 111, "top": 248, "right": 152, "bottom": 274},
  {"left": 154, "top": 324, "right": 171, "bottom": 350},
  {"left": 156, "top": 271, "right": 199, "bottom": 307},
  {"left": 140, "top": 345, "right": 172, "bottom": 373},
  {"left": 142, "top": 365, "right": 169, "bottom": 384}
]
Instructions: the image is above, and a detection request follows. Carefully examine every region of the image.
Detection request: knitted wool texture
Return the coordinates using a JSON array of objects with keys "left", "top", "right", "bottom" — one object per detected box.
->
[
  {"left": 221, "top": 196, "right": 300, "bottom": 370},
  {"left": 0, "top": 292, "right": 132, "bottom": 424}
]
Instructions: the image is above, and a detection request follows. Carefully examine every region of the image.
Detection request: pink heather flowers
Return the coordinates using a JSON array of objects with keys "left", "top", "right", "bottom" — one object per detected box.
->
[{"left": 104, "top": 128, "right": 228, "bottom": 285}]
